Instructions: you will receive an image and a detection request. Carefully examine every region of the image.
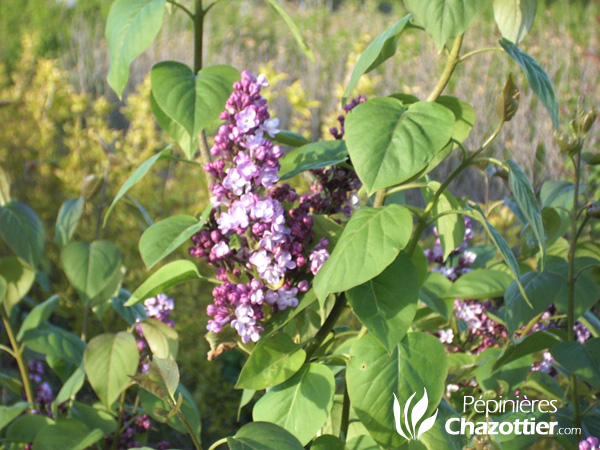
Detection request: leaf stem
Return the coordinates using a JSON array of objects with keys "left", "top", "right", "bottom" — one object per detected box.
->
[
  {"left": 404, "top": 121, "right": 504, "bottom": 257},
  {"left": 304, "top": 294, "right": 347, "bottom": 360},
  {"left": 373, "top": 189, "right": 386, "bottom": 207},
  {"left": 456, "top": 46, "right": 503, "bottom": 63},
  {"left": 574, "top": 215, "right": 590, "bottom": 243},
  {"left": 194, "top": 0, "right": 204, "bottom": 74},
  {"left": 385, "top": 183, "right": 429, "bottom": 196},
  {"left": 1, "top": 306, "right": 34, "bottom": 408},
  {"left": 519, "top": 312, "right": 544, "bottom": 338},
  {"left": 167, "top": 0, "right": 195, "bottom": 19},
  {"left": 198, "top": 130, "right": 214, "bottom": 186},
  {"left": 207, "top": 437, "right": 228, "bottom": 450},
  {"left": 567, "top": 151, "right": 583, "bottom": 429},
  {"left": 340, "top": 382, "right": 350, "bottom": 442},
  {"left": 94, "top": 161, "right": 111, "bottom": 240},
  {"left": 176, "top": 408, "right": 203, "bottom": 450},
  {"left": 110, "top": 388, "right": 128, "bottom": 450},
  {"left": 426, "top": 34, "right": 464, "bottom": 102},
  {"left": 81, "top": 301, "right": 90, "bottom": 342},
  {"left": 0, "top": 343, "right": 16, "bottom": 357},
  {"left": 192, "top": 1, "right": 215, "bottom": 188}
]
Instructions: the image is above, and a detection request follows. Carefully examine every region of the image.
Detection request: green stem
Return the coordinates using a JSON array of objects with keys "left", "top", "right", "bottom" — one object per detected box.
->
[
  {"left": 340, "top": 382, "right": 350, "bottom": 442},
  {"left": 94, "top": 161, "right": 110, "bottom": 240},
  {"left": 194, "top": 0, "right": 204, "bottom": 74},
  {"left": 0, "top": 343, "right": 16, "bottom": 357},
  {"left": 81, "top": 301, "right": 90, "bottom": 342},
  {"left": 574, "top": 215, "right": 590, "bottom": 243},
  {"left": 192, "top": 1, "right": 215, "bottom": 188},
  {"left": 168, "top": 0, "right": 195, "bottom": 19},
  {"left": 567, "top": 152, "right": 583, "bottom": 429},
  {"left": 176, "top": 408, "right": 203, "bottom": 450},
  {"left": 1, "top": 306, "right": 34, "bottom": 407},
  {"left": 404, "top": 122, "right": 504, "bottom": 257},
  {"left": 567, "top": 154, "right": 582, "bottom": 340},
  {"left": 426, "top": 34, "right": 464, "bottom": 102},
  {"left": 207, "top": 437, "right": 228, "bottom": 450},
  {"left": 520, "top": 312, "right": 544, "bottom": 338},
  {"left": 456, "top": 46, "right": 503, "bottom": 63},
  {"left": 110, "top": 388, "right": 128, "bottom": 450},
  {"left": 426, "top": 209, "right": 469, "bottom": 226},
  {"left": 199, "top": 129, "right": 214, "bottom": 186},
  {"left": 304, "top": 294, "right": 347, "bottom": 360},
  {"left": 384, "top": 183, "right": 429, "bottom": 196},
  {"left": 373, "top": 189, "right": 386, "bottom": 207},
  {"left": 471, "top": 156, "right": 505, "bottom": 167}
]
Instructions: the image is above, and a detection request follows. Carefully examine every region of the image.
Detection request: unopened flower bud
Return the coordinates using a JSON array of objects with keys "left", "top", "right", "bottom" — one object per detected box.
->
[
  {"left": 587, "top": 201, "right": 600, "bottom": 219},
  {"left": 80, "top": 174, "right": 102, "bottom": 199},
  {"left": 555, "top": 132, "right": 583, "bottom": 155},
  {"left": 582, "top": 108, "right": 597, "bottom": 133}
]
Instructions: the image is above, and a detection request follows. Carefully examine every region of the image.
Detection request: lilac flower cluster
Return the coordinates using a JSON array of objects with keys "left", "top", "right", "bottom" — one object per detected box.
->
[
  {"left": 580, "top": 437, "right": 600, "bottom": 450},
  {"left": 425, "top": 216, "right": 476, "bottom": 280},
  {"left": 453, "top": 299, "right": 508, "bottom": 355},
  {"left": 298, "top": 96, "right": 365, "bottom": 217},
  {"left": 530, "top": 351, "right": 558, "bottom": 377},
  {"left": 190, "top": 71, "right": 332, "bottom": 343},
  {"left": 25, "top": 360, "right": 56, "bottom": 418},
  {"left": 575, "top": 321, "right": 592, "bottom": 343},
  {"left": 104, "top": 411, "right": 169, "bottom": 450},
  {"left": 135, "top": 293, "right": 176, "bottom": 373},
  {"left": 427, "top": 216, "right": 506, "bottom": 354}
]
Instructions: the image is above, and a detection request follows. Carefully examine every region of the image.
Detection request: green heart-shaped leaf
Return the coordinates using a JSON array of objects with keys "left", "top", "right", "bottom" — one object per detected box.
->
[
  {"left": 404, "top": 0, "right": 491, "bottom": 51},
  {"left": 0, "top": 201, "right": 44, "bottom": 266},
  {"left": 106, "top": 0, "right": 167, "bottom": 98},
  {"left": 313, "top": 205, "right": 413, "bottom": 301},
  {"left": 346, "top": 333, "right": 448, "bottom": 448},
  {"left": 347, "top": 252, "right": 419, "bottom": 352},
  {"left": 345, "top": 99, "right": 454, "bottom": 194},
  {"left": 493, "top": 0, "right": 537, "bottom": 44},
  {"left": 83, "top": 332, "right": 139, "bottom": 408},
  {"left": 253, "top": 363, "right": 335, "bottom": 445},
  {"left": 61, "top": 241, "right": 123, "bottom": 307},
  {"left": 151, "top": 62, "right": 240, "bottom": 141},
  {"left": 343, "top": 15, "right": 413, "bottom": 105}
]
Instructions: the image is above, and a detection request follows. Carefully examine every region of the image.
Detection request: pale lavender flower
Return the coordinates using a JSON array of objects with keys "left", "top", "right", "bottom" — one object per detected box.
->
[
  {"left": 439, "top": 329, "right": 454, "bottom": 344},
  {"left": 235, "top": 107, "right": 259, "bottom": 133}
]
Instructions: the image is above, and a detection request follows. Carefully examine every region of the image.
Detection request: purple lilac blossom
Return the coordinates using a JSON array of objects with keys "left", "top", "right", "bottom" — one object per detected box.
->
[
  {"left": 27, "top": 360, "right": 44, "bottom": 384},
  {"left": 300, "top": 95, "right": 365, "bottom": 217},
  {"left": 425, "top": 217, "right": 476, "bottom": 280},
  {"left": 580, "top": 437, "right": 600, "bottom": 450},
  {"left": 530, "top": 351, "right": 557, "bottom": 376},
  {"left": 574, "top": 321, "right": 592, "bottom": 343},
  {"left": 191, "top": 71, "right": 333, "bottom": 343},
  {"left": 428, "top": 217, "right": 508, "bottom": 354},
  {"left": 135, "top": 293, "right": 176, "bottom": 373},
  {"left": 104, "top": 411, "right": 168, "bottom": 450}
]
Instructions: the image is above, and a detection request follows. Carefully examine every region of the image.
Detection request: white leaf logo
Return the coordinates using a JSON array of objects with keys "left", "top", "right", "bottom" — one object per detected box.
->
[{"left": 392, "top": 388, "right": 438, "bottom": 441}]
